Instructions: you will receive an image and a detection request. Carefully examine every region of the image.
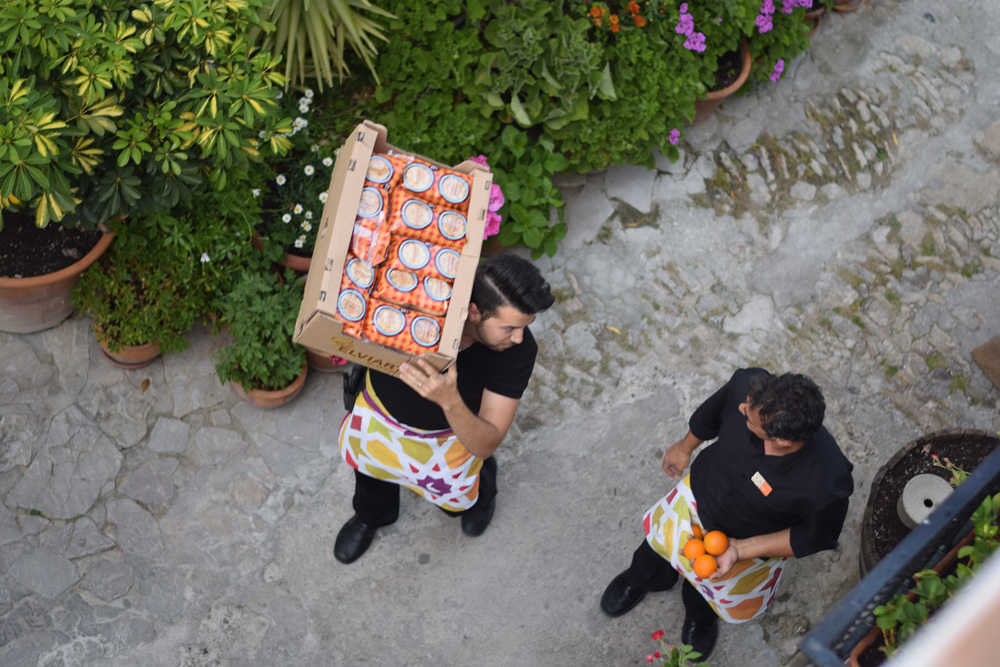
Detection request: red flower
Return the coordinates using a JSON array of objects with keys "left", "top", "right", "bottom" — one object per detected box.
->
[
  {"left": 610, "top": 23, "right": 620, "bottom": 32},
  {"left": 651, "top": 630, "right": 665, "bottom": 640},
  {"left": 634, "top": 15, "right": 646, "bottom": 27},
  {"left": 646, "top": 657, "right": 654, "bottom": 663},
  {"left": 627, "top": 0, "right": 641, "bottom": 12},
  {"left": 653, "top": 651, "right": 661, "bottom": 658}
]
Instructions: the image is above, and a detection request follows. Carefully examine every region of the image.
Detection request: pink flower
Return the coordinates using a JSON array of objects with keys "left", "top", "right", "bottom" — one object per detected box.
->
[
  {"left": 329, "top": 355, "right": 349, "bottom": 366},
  {"left": 467, "top": 155, "right": 505, "bottom": 239},
  {"left": 646, "top": 657, "right": 654, "bottom": 663},
  {"left": 669, "top": 129, "right": 681, "bottom": 145},
  {"left": 651, "top": 630, "right": 665, "bottom": 640},
  {"left": 770, "top": 59, "right": 785, "bottom": 83}
]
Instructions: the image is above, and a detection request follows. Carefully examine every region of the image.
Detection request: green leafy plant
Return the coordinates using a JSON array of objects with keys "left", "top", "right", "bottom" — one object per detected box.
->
[
  {"left": 0, "top": 0, "right": 289, "bottom": 229},
  {"left": 71, "top": 183, "right": 261, "bottom": 355},
  {"left": 872, "top": 456, "right": 1000, "bottom": 658},
  {"left": 646, "top": 629, "right": 710, "bottom": 667},
  {"left": 252, "top": 88, "right": 335, "bottom": 256},
  {"left": 260, "top": 0, "right": 394, "bottom": 91},
  {"left": 214, "top": 267, "right": 307, "bottom": 392},
  {"left": 487, "top": 126, "right": 566, "bottom": 257}
]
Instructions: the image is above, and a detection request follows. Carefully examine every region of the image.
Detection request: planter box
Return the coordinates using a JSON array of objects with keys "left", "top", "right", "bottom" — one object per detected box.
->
[
  {"left": 799, "top": 431, "right": 1000, "bottom": 666},
  {"left": 293, "top": 120, "right": 491, "bottom": 376}
]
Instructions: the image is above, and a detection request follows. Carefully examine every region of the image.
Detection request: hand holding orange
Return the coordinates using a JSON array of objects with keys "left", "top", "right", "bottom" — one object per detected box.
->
[
  {"left": 703, "top": 530, "right": 729, "bottom": 556},
  {"left": 682, "top": 538, "right": 706, "bottom": 560},
  {"left": 692, "top": 553, "right": 718, "bottom": 578}
]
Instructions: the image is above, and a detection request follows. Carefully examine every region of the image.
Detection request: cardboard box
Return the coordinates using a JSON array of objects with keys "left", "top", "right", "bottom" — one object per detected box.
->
[{"left": 294, "top": 120, "right": 490, "bottom": 376}]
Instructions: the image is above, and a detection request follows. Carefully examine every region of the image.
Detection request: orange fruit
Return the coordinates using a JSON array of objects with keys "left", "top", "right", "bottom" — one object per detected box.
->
[
  {"left": 691, "top": 524, "right": 703, "bottom": 540},
  {"left": 682, "top": 538, "right": 706, "bottom": 560},
  {"left": 703, "top": 530, "right": 729, "bottom": 556},
  {"left": 692, "top": 553, "right": 718, "bottom": 578}
]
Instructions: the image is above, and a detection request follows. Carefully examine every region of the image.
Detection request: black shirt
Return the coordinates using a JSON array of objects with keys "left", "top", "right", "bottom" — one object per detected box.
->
[
  {"left": 689, "top": 368, "right": 855, "bottom": 558},
  {"left": 368, "top": 328, "right": 538, "bottom": 430}
]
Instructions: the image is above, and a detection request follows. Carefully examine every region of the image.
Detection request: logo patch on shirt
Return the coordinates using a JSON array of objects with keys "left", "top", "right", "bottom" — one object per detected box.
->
[{"left": 751, "top": 471, "right": 772, "bottom": 497}]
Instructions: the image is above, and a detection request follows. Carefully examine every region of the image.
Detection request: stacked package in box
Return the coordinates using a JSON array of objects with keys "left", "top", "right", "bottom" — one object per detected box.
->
[{"left": 331, "top": 150, "right": 474, "bottom": 356}]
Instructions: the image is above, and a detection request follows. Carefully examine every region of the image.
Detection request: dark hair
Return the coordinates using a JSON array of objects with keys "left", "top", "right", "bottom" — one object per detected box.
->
[
  {"left": 471, "top": 254, "right": 554, "bottom": 319},
  {"left": 746, "top": 372, "right": 826, "bottom": 442}
]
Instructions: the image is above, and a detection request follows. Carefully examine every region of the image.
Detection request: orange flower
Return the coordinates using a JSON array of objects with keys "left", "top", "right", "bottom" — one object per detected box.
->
[
  {"left": 611, "top": 23, "right": 620, "bottom": 32},
  {"left": 590, "top": 6, "right": 605, "bottom": 18},
  {"left": 634, "top": 15, "right": 646, "bottom": 27},
  {"left": 627, "top": 0, "right": 640, "bottom": 12},
  {"left": 609, "top": 14, "right": 619, "bottom": 25}
]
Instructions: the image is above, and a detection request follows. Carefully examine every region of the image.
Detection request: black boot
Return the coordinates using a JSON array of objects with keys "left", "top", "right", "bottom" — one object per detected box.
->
[
  {"left": 680, "top": 581, "right": 719, "bottom": 659},
  {"left": 334, "top": 515, "right": 378, "bottom": 564},
  {"left": 600, "top": 570, "right": 647, "bottom": 617}
]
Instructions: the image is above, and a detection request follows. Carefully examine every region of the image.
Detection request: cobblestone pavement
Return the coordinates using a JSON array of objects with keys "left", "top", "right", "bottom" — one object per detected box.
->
[{"left": 2, "top": 1, "right": 1000, "bottom": 665}]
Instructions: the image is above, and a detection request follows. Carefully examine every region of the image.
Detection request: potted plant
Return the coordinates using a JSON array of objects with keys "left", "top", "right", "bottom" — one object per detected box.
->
[
  {"left": 71, "top": 185, "right": 261, "bottom": 367},
  {"left": 848, "top": 454, "right": 1000, "bottom": 666},
  {"left": 0, "top": 0, "right": 289, "bottom": 332},
  {"left": 251, "top": 88, "right": 337, "bottom": 272},
  {"left": 214, "top": 265, "right": 309, "bottom": 408}
]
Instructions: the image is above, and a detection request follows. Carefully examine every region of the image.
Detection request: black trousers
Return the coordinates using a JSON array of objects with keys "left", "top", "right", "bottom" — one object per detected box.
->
[
  {"left": 627, "top": 540, "right": 717, "bottom": 621},
  {"left": 352, "top": 456, "right": 498, "bottom": 527}
]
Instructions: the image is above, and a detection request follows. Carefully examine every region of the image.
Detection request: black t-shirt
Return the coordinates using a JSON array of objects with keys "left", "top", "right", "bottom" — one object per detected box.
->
[
  {"left": 368, "top": 328, "right": 538, "bottom": 430},
  {"left": 689, "top": 368, "right": 855, "bottom": 558}
]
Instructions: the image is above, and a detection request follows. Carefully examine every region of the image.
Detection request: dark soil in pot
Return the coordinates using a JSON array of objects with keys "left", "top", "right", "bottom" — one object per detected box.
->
[
  {"left": 863, "top": 431, "right": 999, "bottom": 572},
  {"left": 0, "top": 211, "right": 103, "bottom": 278}
]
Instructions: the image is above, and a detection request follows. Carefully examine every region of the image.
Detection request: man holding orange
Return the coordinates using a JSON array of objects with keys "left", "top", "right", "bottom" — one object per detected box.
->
[{"left": 600, "top": 369, "right": 854, "bottom": 660}]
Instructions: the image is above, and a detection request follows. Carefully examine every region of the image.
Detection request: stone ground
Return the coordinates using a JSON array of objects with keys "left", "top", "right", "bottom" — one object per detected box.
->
[{"left": 2, "top": 1, "right": 1000, "bottom": 665}]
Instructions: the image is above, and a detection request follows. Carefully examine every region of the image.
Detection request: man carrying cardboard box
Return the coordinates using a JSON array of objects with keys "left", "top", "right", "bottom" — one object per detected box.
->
[{"left": 334, "top": 254, "right": 555, "bottom": 564}]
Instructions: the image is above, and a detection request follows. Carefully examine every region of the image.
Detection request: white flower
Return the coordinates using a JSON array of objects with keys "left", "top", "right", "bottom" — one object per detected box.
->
[
  {"left": 310, "top": 144, "right": 319, "bottom": 152},
  {"left": 293, "top": 117, "right": 308, "bottom": 129},
  {"left": 282, "top": 213, "right": 292, "bottom": 223},
  {"left": 299, "top": 97, "right": 310, "bottom": 107},
  {"left": 294, "top": 236, "right": 305, "bottom": 248},
  {"left": 304, "top": 210, "right": 313, "bottom": 220},
  {"left": 318, "top": 192, "right": 328, "bottom": 203},
  {"left": 304, "top": 165, "right": 315, "bottom": 176},
  {"left": 304, "top": 88, "right": 314, "bottom": 98},
  {"left": 294, "top": 204, "right": 303, "bottom": 214},
  {"left": 252, "top": 188, "right": 261, "bottom": 198},
  {"left": 301, "top": 221, "right": 312, "bottom": 232},
  {"left": 299, "top": 103, "right": 309, "bottom": 114},
  {"left": 275, "top": 90, "right": 284, "bottom": 100},
  {"left": 276, "top": 174, "right": 286, "bottom": 185},
  {"left": 258, "top": 130, "right": 266, "bottom": 139},
  {"left": 200, "top": 252, "right": 210, "bottom": 263},
  {"left": 322, "top": 156, "right": 333, "bottom": 167}
]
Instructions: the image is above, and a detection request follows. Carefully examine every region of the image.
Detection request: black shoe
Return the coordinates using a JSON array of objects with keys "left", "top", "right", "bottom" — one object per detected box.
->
[
  {"left": 681, "top": 613, "right": 719, "bottom": 660},
  {"left": 334, "top": 515, "right": 377, "bottom": 564},
  {"left": 600, "top": 570, "right": 647, "bottom": 617},
  {"left": 460, "top": 496, "right": 496, "bottom": 537}
]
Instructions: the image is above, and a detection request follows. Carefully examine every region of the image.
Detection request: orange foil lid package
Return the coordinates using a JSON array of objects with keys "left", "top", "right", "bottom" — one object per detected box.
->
[
  {"left": 333, "top": 286, "right": 367, "bottom": 338},
  {"left": 387, "top": 189, "right": 468, "bottom": 248},
  {"left": 341, "top": 254, "right": 375, "bottom": 292},
  {"left": 350, "top": 215, "right": 391, "bottom": 266},
  {"left": 384, "top": 238, "right": 462, "bottom": 280},
  {"left": 398, "top": 159, "right": 473, "bottom": 211},
  {"left": 361, "top": 298, "right": 445, "bottom": 355},
  {"left": 365, "top": 153, "right": 407, "bottom": 189},
  {"left": 371, "top": 267, "right": 452, "bottom": 316}
]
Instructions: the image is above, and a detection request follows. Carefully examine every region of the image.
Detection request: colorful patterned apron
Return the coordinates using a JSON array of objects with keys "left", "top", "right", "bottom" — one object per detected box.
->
[
  {"left": 339, "top": 374, "right": 484, "bottom": 511},
  {"left": 643, "top": 475, "right": 787, "bottom": 623}
]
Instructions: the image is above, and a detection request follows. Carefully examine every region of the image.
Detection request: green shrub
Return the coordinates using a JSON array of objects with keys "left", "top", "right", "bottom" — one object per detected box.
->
[{"left": 0, "top": 0, "right": 289, "bottom": 229}]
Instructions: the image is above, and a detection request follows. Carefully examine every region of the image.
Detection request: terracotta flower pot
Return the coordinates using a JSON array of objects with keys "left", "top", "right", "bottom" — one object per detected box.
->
[
  {"left": 0, "top": 232, "right": 114, "bottom": 334},
  {"left": 230, "top": 364, "right": 308, "bottom": 409},
  {"left": 251, "top": 231, "right": 312, "bottom": 274},
  {"left": 834, "top": 0, "right": 867, "bottom": 14},
  {"left": 804, "top": 7, "right": 825, "bottom": 36},
  {"left": 305, "top": 348, "right": 349, "bottom": 374},
  {"left": 691, "top": 40, "right": 752, "bottom": 124},
  {"left": 98, "top": 339, "right": 162, "bottom": 369}
]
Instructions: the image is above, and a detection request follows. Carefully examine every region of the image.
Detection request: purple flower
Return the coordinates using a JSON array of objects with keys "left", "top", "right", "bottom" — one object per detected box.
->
[
  {"left": 669, "top": 129, "right": 681, "bottom": 145},
  {"left": 754, "top": 14, "right": 773, "bottom": 33},
  {"left": 676, "top": 15, "right": 694, "bottom": 36},
  {"left": 761, "top": 0, "right": 775, "bottom": 14},
  {"left": 680, "top": 2, "right": 688, "bottom": 12},
  {"left": 684, "top": 32, "right": 706, "bottom": 52},
  {"left": 770, "top": 59, "right": 785, "bottom": 83},
  {"left": 782, "top": 0, "right": 795, "bottom": 12}
]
